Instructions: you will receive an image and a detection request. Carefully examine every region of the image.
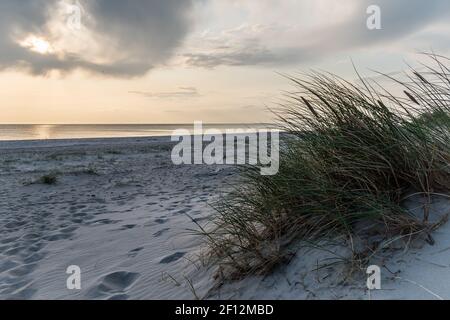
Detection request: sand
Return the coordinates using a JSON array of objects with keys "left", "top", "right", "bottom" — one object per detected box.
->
[{"left": 0, "top": 137, "right": 449, "bottom": 300}]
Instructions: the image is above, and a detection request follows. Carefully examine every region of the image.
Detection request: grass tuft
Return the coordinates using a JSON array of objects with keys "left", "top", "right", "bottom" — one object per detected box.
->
[
  {"left": 200, "top": 53, "right": 450, "bottom": 280},
  {"left": 39, "top": 173, "right": 58, "bottom": 185}
]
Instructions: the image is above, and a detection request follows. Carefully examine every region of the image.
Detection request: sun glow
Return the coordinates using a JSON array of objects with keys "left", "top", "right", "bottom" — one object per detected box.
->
[{"left": 20, "top": 36, "right": 53, "bottom": 54}]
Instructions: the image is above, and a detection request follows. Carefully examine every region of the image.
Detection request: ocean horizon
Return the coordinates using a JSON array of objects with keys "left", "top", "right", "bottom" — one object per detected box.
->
[{"left": 0, "top": 123, "right": 274, "bottom": 141}]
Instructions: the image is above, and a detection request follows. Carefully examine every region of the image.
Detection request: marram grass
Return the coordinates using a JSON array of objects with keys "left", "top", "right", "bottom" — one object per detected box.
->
[{"left": 198, "top": 54, "right": 450, "bottom": 280}]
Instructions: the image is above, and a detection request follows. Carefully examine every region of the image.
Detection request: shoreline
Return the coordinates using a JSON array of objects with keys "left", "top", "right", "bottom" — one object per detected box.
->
[
  {"left": 0, "top": 129, "right": 281, "bottom": 150},
  {"left": 0, "top": 123, "right": 277, "bottom": 144},
  {"left": 0, "top": 136, "right": 174, "bottom": 150}
]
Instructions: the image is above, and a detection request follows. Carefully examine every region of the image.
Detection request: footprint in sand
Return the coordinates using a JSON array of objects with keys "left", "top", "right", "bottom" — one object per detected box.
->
[
  {"left": 153, "top": 228, "right": 170, "bottom": 237},
  {"left": 0, "top": 279, "right": 37, "bottom": 299},
  {"left": 127, "top": 247, "right": 144, "bottom": 258},
  {"left": 4, "top": 246, "right": 26, "bottom": 256},
  {"left": 88, "top": 271, "right": 140, "bottom": 298},
  {"left": 23, "top": 251, "right": 47, "bottom": 264},
  {"left": 0, "top": 236, "right": 20, "bottom": 244},
  {"left": 172, "top": 208, "right": 190, "bottom": 216},
  {"left": 91, "top": 218, "right": 120, "bottom": 226},
  {"left": 43, "top": 233, "right": 73, "bottom": 242},
  {"left": 4, "top": 220, "right": 27, "bottom": 229},
  {"left": 118, "top": 224, "right": 137, "bottom": 231},
  {"left": 21, "top": 233, "right": 41, "bottom": 241},
  {"left": 0, "top": 260, "right": 19, "bottom": 273},
  {"left": 8, "top": 263, "right": 38, "bottom": 277},
  {"left": 159, "top": 252, "right": 186, "bottom": 264}
]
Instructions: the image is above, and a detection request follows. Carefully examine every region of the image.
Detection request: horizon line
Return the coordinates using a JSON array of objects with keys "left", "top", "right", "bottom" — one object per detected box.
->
[{"left": 0, "top": 122, "right": 274, "bottom": 126}]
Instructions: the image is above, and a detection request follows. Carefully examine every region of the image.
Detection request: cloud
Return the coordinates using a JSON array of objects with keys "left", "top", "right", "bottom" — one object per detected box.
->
[
  {"left": 2, "top": 0, "right": 450, "bottom": 75},
  {"left": 129, "top": 87, "right": 201, "bottom": 99},
  {"left": 184, "top": 47, "right": 276, "bottom": 68},
  {"left": 183, "top": 0, "right": 450, "bottom": 68},
  {"left": 0, "top": 0, "right": 196, "bottom": 77}
]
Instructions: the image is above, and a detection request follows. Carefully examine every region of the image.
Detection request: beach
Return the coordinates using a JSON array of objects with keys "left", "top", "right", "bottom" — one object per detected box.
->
[
  {"left": 0, "top": 136, "right": 239, "bottom": 299},
  {"left": 0, "top": 136, "right": 449, "bottom": 300},
  {"left": 1, "top": 0, "right": 449, "bottom": 306}
]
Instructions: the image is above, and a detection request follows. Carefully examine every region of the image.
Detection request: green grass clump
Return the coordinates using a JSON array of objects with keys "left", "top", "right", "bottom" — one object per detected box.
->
[{"left": 201, "top": 54, "right": 450, "bottom": 279}]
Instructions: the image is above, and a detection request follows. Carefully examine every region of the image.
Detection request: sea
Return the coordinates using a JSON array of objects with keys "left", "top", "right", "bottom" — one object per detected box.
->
[{"left": 0, "top": 124, "right": 273, "bottom": 141}]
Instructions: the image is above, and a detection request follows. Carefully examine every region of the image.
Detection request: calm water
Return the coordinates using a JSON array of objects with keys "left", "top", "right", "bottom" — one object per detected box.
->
[{"left": 0, "top": 124, "right": 273, "bottom": 141}]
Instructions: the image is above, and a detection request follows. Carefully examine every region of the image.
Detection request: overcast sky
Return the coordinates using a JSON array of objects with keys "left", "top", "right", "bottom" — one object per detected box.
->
[{"left": 1, "top": 0, "right": 450, "bottom": 124}]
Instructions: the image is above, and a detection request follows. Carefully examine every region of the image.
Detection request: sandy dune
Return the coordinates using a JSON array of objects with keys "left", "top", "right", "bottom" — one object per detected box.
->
[{"left": 0, "top": 137, "right": 449, "bottom": 300}]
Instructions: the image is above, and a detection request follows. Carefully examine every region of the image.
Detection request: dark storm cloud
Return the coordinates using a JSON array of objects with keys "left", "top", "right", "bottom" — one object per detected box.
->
[
  {"left": 0, "top": 1, "right": 53, "bottom": 70},
  {"left": 2, "top": 0, "right": 450, "bottom": 74},
  {"left": 85, "top": 0, "right": 194, "bottom": 64},
  {"left": 0, "top": 0, "right": 195, "bottom": 76},
  {"left": 185, "top": 0, "right": 450, "bottom": 68}
]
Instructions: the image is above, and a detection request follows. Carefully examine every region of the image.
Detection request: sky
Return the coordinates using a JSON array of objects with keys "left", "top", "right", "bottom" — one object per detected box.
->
[{"left": 1, "top": 0, "right": 450, "bottom": 124}]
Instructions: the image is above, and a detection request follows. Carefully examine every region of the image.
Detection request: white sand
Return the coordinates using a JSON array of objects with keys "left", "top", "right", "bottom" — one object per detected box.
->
[{"left": 0, "top": 137, "right": 449, "bottom": 300}]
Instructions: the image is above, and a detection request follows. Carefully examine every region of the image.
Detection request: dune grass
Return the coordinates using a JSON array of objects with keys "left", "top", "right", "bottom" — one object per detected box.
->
[
  {"left": 39, "top": 173, "right": 58, "bottom": 185},
  {"left": 200, "top": 54, "right": 450, "bottom": 280}
]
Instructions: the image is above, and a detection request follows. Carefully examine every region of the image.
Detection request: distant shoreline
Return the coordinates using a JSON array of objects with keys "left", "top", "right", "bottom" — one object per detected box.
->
[
  {"left": 0, "top": 131, "right": 283, "bottom": 151},
  {"left": 0, "top": 135, "right": 173, "bottom": 151},
  {"left": 0, "top": 123, "right": 276, "bottom": 142}
]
